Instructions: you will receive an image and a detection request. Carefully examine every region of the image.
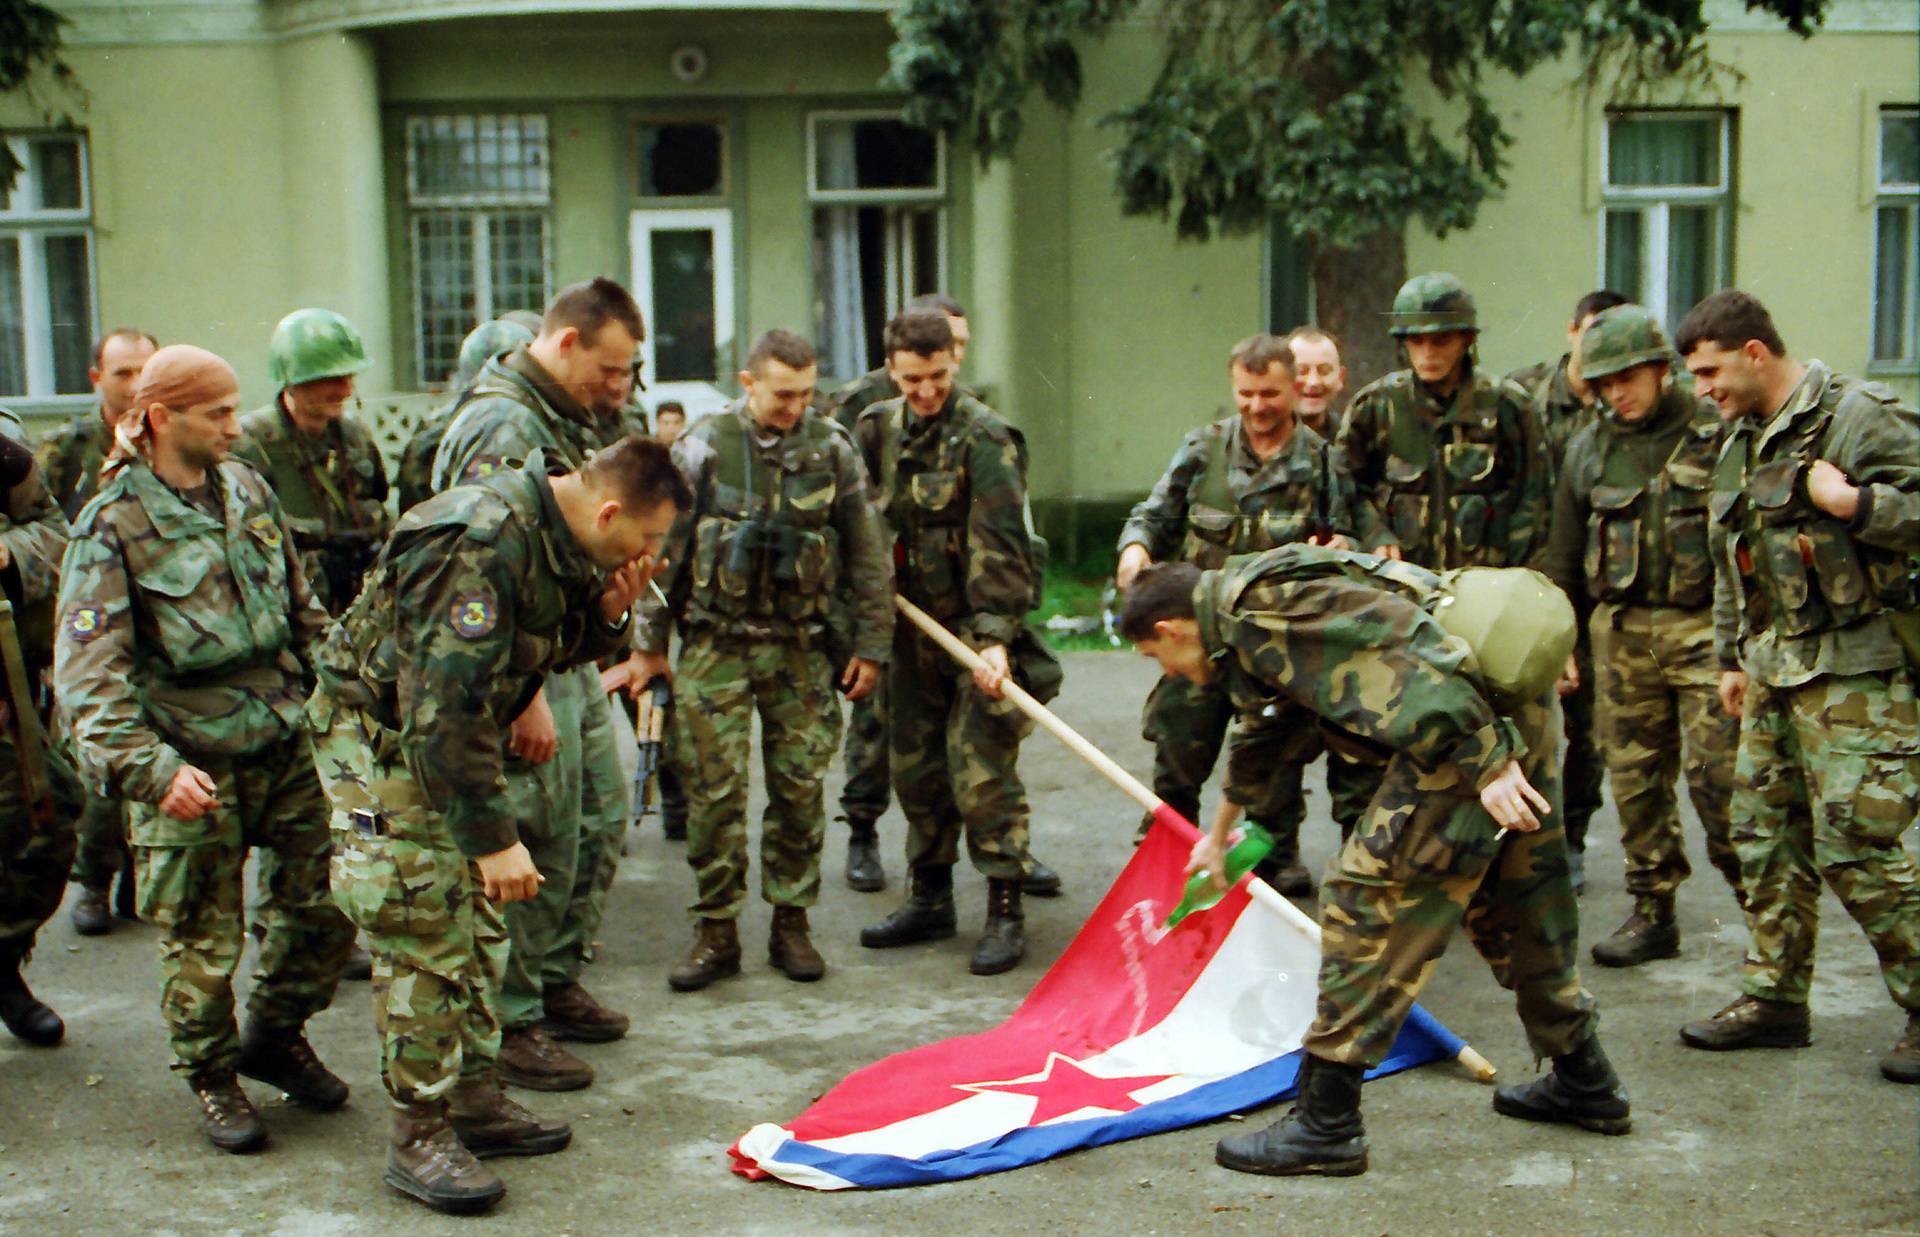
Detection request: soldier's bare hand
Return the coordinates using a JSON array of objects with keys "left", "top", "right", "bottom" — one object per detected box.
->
[
  {"left": 1557, "top": 652, "right": 1580, "bottom": 697},
  {"left": 973, "top": 644, "right": 1011, "bottom": 700},
  {"left": 1718, "top": 670, "right": 1749, "bottom": 718},
  {"left": 1478, "top": 760, "right": 1551, "bottom": 832},
  {"left": 1312, "top": 533, "right": 1353, "bottom": 551},
  {"left": 160, "top": 765, "right": 219, "bottom": 821},
  {"left": 1806, "top": 459, "right": 1861, "bottom": 521},
  {"left": 1376, "top": 543, "right": 1405, "bottom": 562},
  {"left": 842, "top": 656, "right": 880, "bottom": 701},
  {"left": 476, "top": 842, "right": 544, "bottom": 904},
  {"left": 1186, "top": 834, "right": 1230, "bottom": 894},
  {"left": 508, "top": 689, "right": 559, "bottom": 764},
  {"left": 1116, "top": 544, "right": 1152, "bottom": 591},
  {"left": 0, "top": 540, "right": 10, "bottom": 571},
  {"left": 599, "top": 555, "right": 664, "bottom": 624},
  {"left": 632, "top": 650, "right": 671, "bottom": 691}
]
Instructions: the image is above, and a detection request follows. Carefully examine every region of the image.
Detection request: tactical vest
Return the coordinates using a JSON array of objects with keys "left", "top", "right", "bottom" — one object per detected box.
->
[
  {"left": 1377, "top": 376, "right": 1513, "bottom": 569},
  {"left": 1582, "top": 403, "right": 1720, "bottom": 608},
  {"left": 1179, "top": 421, "right": 1325, "bottom": 571},
  {"left": 1710, "top": 381, "right": 1915, "bottom": 641},
  {"left": 686, "top": 410, "right": 842, "bottom": 633}
]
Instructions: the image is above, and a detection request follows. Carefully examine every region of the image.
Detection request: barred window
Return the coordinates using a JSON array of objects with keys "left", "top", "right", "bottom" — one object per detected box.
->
[
  {"left": 0, "top": 133, "right": 95, "bottom": 402},
  {"left": 1600, "top": 111, "right": 1734, "bottom": 330},
  {"left": 405, "top": 115, "right": 552, "bottom": 386},
  {"left": 1873, "top": 107, "right": 1919, "bottom": 368}
]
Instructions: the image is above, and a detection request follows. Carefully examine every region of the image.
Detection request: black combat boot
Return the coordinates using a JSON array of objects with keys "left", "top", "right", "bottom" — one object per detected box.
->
[
  {"left": 190, "top": 1067, "right": 267, "bottom": 1154},
  {"left": 70, "top": 885, "right": 113, "bottom": 936},
  {"left": 1881, "top": 1014, "right": 1920, "bottom": 1085},
  {"left": 112, "top": 854, "right": 138, "bottom": 920},
  {"left": 341, "top": 941, "right": 375, "bottom": 982},
  {"left": 386, "top": 1100, "right": 505, "bottom": 1215},
  {"left": 0, "top": 965, "right": 64, "bottom": 1047},
  {"left": 769, "top": 906, "right": 827, "bottom": 981},
  {"left": 237, "top": 1021, "right": 350, "bottom": 1110},
  {"left": 1492, "top": 1033, "right": 1632, "bottom": 1134},
  {"left": 1214, "top": 1054, "right": 1368, "bottom": 1177},
  {"left": 1591, "top": 895, "right": 1679, "bottom": 968},
  {"left": 1022, "top": 857, "right": 1062, "bottom": 898},
  {"left": 667, "top": 918, "right": 742, "bottom": 992},
  {"left": 970, "top": 878, "right": 1027, "bottom": 976},
  {"left": 450, "top": 1069, "right": 573, "bottom": 1158},
  {"left": 1679, "top": 995, "right": 1812, "bottom": 1051},
  {"left": 845, "top": 818, "right": 886, "bottom": 892},
  {"left": 860, "top": 865, "right": 957, "bottom": 948}
]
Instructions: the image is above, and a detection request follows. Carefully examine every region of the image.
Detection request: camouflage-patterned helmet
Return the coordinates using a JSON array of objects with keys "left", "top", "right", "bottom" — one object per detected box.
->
[
  {"left": 1388, "top": 272, "right": 1478, "bottom": 337},
  {"left": 1577, "top": 304, "right": 1672, "bottom": 381},
  {"left": 452, "top": 318, "right": 535, "bottom": 388},
  {"left": 268, "top": 308, "right": 370, "bottom": 389},
  {"left": 1433, "top": 567, "right": 1577, "bottom": 704}
]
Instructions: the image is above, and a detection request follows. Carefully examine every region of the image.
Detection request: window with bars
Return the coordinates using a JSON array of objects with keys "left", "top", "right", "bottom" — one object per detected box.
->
[
  {"left": 1600, "top": 111, "right": 1733, "bottom": 330},
  {"left": 0, "top": 133, "right": 94, "bottom": 402},
  {"left": 405, "top": 114, "right": 553, "bottom": 386},
  {"left": 1873, "top": 107, "right": 1919, "bottom": 368}
]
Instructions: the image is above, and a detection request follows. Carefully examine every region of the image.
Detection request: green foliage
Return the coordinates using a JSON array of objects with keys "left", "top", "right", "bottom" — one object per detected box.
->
[{"left": 0, "top": 0, "right": 80, "bottom": 194}]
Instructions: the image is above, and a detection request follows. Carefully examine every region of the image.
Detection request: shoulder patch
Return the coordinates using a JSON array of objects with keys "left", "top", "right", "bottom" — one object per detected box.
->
[
  {"left": 449, "top": 591, "right": 499, "bottom": 640},
  {"left": 65, "top": 604, "right": 108, "bottom": 642},
  {"left": 246, "top": 513, "right": 284, "bottom": 550}
]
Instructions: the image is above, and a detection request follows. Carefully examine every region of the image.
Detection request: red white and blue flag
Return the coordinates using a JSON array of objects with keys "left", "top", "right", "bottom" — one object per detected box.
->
[{"left": 730, "top": 816, "right": 1467, "bottom": 1190}]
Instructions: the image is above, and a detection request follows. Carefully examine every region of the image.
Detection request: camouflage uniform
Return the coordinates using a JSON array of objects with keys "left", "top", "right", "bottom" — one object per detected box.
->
[
  {"left": 1710, "top": 362, "right": 1920, "bottom": 1012},
  {"left": 1199, "top": 545, "right": 1595, "bottom": 1069},
  {"left": 54, "top": 456, "right": 351, "bottom": 1075},
  {"left": 312, "top": 459, "right": 634, "bottom": 1103},
  {"left": 432, "top": 346, "right": 630, "bottom": 1029},
  {"left": 1118, "top": 415, "right": 1357, "bottom": 861},
  {"left": 395, "top": 319, "right": 536, "bottom": 515},
  {"left": 853, "top": 391, "right": 1058, "bottom": 879},
  {"left": 640, "top": 402, "right": 891, "bottom": 917}
]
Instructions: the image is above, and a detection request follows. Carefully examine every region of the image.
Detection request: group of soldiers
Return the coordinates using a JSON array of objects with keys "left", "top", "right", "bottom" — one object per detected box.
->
[{"left": 0, "top": 263, "right": 1915, "bottom": 1207}]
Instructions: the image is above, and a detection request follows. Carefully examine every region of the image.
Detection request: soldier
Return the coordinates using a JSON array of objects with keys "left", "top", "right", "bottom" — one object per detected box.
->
[
  {"left": 0, "top": 415, "right": 76, "bottom": 1045},
  {"left": 1671, "top": 290, "right": 1920, "bottom": 1084},
  {"left": 653, "top": 400, "right": 687, "bottom": 446},
  {"left": 54, "top": 345, "right": 354, "bottom": 1151},
  {"left": 1115, "top": 333, "right": 1357, "bottom": 896},
  {"left": 1540, "top": 304, "right": 1741, "bottom": 966},
  {"left": 855, "top": 310, "right": 1062, "bottom": 975},
  {"left": 395, "top": 318, "right": 536, "bottom": 515},
  {"left": 313, "top": 437, "right": 686, "bottom": 1214},
  {"left": 432, "top": 278, "right": 644, "bottom": 1090},
  {"left": 636, "top": 330, "right": 891, "bottom": 991},
  {"left": 1285, "top": 327, "right": 1348, "bottom": 438},
  {"left": 1122, "top": 548, "right": 1628, "bottom": 1178},
  {"left": 41, "top": 328, "right": 155, "bottom": 936},
  {"left": 1507, "top": 289, "right": 1630, "bottom": 891}
]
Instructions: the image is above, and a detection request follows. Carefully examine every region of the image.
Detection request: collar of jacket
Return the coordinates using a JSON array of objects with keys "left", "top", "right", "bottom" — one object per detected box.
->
[
  {"left": 502, "top": 346, "right": 599, "bottom": 433},
  {"left": 125, "top": 458, "right": 230, "bottom": 539}
]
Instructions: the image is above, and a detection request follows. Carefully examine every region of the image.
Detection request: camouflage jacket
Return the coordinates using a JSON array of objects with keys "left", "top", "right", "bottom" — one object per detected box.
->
[
  {"left": 433, "top": 347, "right": 607, "bottom": 492},
  {"left": 1196, "top": 545, "right": 1528, "bottom": 801},
  {"left": 35, "top": 407, "right": 114, "bottom": 521},
  {"left": 826, "top": 367, "right": 898, "bottom": 436},
  {"left": 312, "top": 456, "right": 633, "bottom": 858},
  {"left": 231, "top": 401, "right": 392, "bottom": 615},
  {"left": 637, "top": 402, "right": 891, "bottom": 659},
  {"left": 1709, "top": 361, "right": 1920, "bottom": 687},
  {"left": 2, "top": 409, "right": 72, "bottom": 675},
  {"left": 55, "top": 457, "right": 327, "bottom": 802},
  {"left": 604, "top": 402, "right": 652, "bottom": 448},
  {"left": 1542, "top": 384, "right": 1724, "bottom": 611},
  {"left": 396, "top": 397, "right": 462, "bottom": 516},
  {"left": 854, "top": 391, "right": 1039, "bottom": 649},
  {"left": 1335, "top": 366, "right": 1553, "bottom": 570},
  {"left": 1507, "top": 354, "right": 1598, "bottom": 469},
  {"left": 1118, "top": 415, "right": 1357, "bottom": 570}
]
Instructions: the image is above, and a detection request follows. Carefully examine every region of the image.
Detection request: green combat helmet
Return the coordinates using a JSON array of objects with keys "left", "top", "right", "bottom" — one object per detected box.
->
[
  {"left": 1577, "top": 303, "right": 1672, "bottom": 381},
  {"left": 1432, "top": 567, "right": 1577, "bottom": 703},
  {"left": 268, "top": 308, "right": 370, "bottom": 390},
  {"left": 1388, "top": 272, "right": 1478, "bottom": 337},
  {"left": 452, "top": 319, "right": 535, "bottom": 389},
  {"left": 499, "top": 309, "right": 544, "bottom": 334}
]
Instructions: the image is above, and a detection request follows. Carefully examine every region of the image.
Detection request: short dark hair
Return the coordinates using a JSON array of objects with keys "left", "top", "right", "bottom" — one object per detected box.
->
[
  {"left": 544, "top": 278, "right": 646, "bottom": 348},
  {"left": 884, "top": 310, "right": 956, "bottom": 360},
  {"left": 745, "top": 329, "right": 817, "bottom": 375},
  {"left": 92, "top": 327, "right": 157, "bottom": 369},
  {"left": 654, "top": 400, "right": 686, "bottom": 419},
  {"left": 1118, "top": 562, "right": 1203, "bottom": 643},
  {"left": 1572, "top": 290, "right": 1630, "bottom": 326},
  {"left": 584, "top": 435, "right": 693, "bottom": 511},
  {"left": 1284, "top": 326, "right": 1341, "bottom": 356},
  {"left": 1674, "top": 289, "right": 1786, "bottom": 358},
  {"left": 906, "top": 292, "right": 966, "bottom": 319},
  {"left": 1228, "top": 333, "right": 1293, "bottom": 376}
]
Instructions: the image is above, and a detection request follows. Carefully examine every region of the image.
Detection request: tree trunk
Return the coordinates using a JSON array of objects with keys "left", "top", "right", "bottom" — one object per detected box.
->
[{"left": 1310, "top": 228, "right": 1407, "bottom": 398}]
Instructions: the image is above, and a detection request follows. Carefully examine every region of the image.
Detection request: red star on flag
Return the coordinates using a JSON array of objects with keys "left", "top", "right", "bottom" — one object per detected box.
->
[{"left": 956, "top": 1053, "right": 1176, "bottom": 1125}]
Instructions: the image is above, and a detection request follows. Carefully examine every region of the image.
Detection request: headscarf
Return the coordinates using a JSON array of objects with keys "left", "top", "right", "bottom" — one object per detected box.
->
[{"left": 101, "top": 344, "right": 240, "bottom": 482}]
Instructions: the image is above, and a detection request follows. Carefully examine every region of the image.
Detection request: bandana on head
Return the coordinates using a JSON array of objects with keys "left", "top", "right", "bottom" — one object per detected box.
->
[{"left": 102, "top": 344, "right": 240, "bottom": 481}]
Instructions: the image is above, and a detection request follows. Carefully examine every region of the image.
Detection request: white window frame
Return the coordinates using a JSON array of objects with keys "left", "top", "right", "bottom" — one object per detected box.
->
[
  {"left": 1597, "top": 110, "right": 1733, "bottom": 327},
  {"left": 0, "top": 133, "right": 97, "bottom": 406},
  {"left": 806, "top": 109, "right": 947, "bottom": 204},
  {"left": 628, "top": 207, "right": 735, "bottom": 418},
  {"left": 1872, "top": 106, "right": 1919, "bottom": 369}
]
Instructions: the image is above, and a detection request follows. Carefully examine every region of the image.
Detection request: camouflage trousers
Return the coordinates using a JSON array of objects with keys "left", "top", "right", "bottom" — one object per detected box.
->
[
  {"left": 1140, "top": 672, "right": 1312, "bottom": 860},
  {"left": 0, "top": 724, "right": 79, "bottom": 967},
  {"left": 130, "top": 732, "right": 351, "bottom": 1076},
  {"left": 1303, "top": 694, "right": 1597, "bottom": 1069},
  {"left": 891, "top": 621, "right": 1030, "bottom": 881},
  {"left": 313, "top": 703, "right": 507, "bottom": 1105},
  {"left": 1591, "top": 605, "right": 1741, "bottom": 905},
  {"left": 498, "top": 662, "right": 627, "bottom": 1028},
  {"left": 677, "top": 630, "right": 841, "bottom": 918},
  {"left": 1733, "top": 670, "right": 1920, "bottom": 1010},
  {"left": 839, "top": 676, "right": 892, "bottom": 826},
  {"left": 67, "top": 780, "right": 129, "bottom": 890}
]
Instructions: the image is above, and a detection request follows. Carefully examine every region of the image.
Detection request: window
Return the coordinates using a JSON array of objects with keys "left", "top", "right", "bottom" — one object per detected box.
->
[
  {"left": 1601, "top": 111, "right": 1732, "bottom": 329},
  {"left": 636, "top": 121, "right": 726, "bottom": 199},
  {"left": 1873, "top": 107, "right": 1919, "bottom": 367},
  {"left": 1266, "top": 219, "right": 1314, "bottom": 333},
  {"left": 0, "top": 133, "right": 94, "bottom": 402},
  {"left": 808, "top": 113, "right": 946, "bottom": 380},
  {"left": 405, "top": 114, "right": 553, "bottom": 386}
]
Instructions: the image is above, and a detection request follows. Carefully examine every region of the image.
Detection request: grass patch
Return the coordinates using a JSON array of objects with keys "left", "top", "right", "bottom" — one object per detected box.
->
[{"left": 1033, "top": 544, "right": 1124, "bottom": 652}]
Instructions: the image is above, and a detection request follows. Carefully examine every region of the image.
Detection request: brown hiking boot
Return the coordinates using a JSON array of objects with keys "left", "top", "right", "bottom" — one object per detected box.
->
[
  {"left": 1679, "top": 995, "right": 1812, "bottom": 1051},
  {"left": 190, "top": 1067, "right": 267, "bottom": 1154},
  {"left": 496, "top": 1024, "right": 594, "bottom": 1092},
  {"left": 237, "top": 1022, "right": 349, "bottom": 1110},
  {"left": 1591, "top": 896, "right": 1680, "bottom": 968},
  {"left": 451, "top": 1069, "right": 573, "bottom": 1157},
  {"left": 541, "top": 979, "right": 630, "bottom": 1043},
  {"left": 668, "top": 918, "right": 742, "bottom": 992},
  {"left": 769, "top": 906, "right": 826, "bottom": 982},
  {"left": 1881, "top": 1014, "right": 1920, "bottom": 1084},
  {"left": 71, "top": 886, "right": 113, "bottom": 936},
  {"left": 386, "top": 1100, "right": 504, "bottom": 1215}
]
